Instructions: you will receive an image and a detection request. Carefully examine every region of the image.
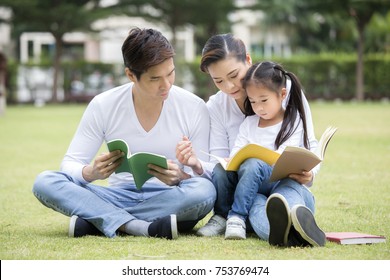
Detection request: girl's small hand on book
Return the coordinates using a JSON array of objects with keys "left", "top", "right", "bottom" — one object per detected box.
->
[{"left": 288, "top": 170, "right": 313, "bottom": 185}]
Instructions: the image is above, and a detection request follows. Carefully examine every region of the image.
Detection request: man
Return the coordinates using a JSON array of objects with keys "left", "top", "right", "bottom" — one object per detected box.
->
[{"left": 33, "top": 28, "right": 216, "bottom": 239}]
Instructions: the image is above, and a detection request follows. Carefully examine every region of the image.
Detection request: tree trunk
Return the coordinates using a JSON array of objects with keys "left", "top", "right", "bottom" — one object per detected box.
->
[
  {"left": 51, "top": 34, "right": 63, "bottom": 103},
  {"left": 356, "top": 23, "right": 365, "bottom": 101},
  {"left": 170, "top": 25, "right": 177, "bottom": 53}
]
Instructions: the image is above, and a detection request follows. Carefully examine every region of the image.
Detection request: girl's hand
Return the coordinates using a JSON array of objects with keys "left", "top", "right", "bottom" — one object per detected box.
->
[
  {"left": 289, "top": 170, "right": 313, "bottom": 185},
  {"left": 148, "top": 160, "right": 191, "bottom": 186},
  {"left": 82, "top": 150, "right": 124, "bottom": 182},
  {"left": 175, "top": 136, "right": 203, "bottom": 175}
]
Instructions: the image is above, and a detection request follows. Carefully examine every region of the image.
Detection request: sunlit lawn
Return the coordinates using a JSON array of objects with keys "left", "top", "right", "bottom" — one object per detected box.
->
[{"left": 0, "top": 101, "right": 389, "bottom": 260}]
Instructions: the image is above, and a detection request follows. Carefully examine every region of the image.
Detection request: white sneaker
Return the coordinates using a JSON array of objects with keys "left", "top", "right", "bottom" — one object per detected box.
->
[
  {"left": 196, "top": 214, "right": 226, "bottom": 236},
  {"left": 225, "top": 216, "right": 246, "bottom": 240}
]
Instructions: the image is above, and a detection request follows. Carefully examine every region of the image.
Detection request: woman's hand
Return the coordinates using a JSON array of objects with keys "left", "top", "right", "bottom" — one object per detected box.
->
[
  {"left": 82, "top": 150, "right": 124, "bottom": 182},
  {"left": 289, "top": 170, "right": 313, "bottom": 185},
  {"left": 148, "top": 160, "right": 191, "bottom": 186}
]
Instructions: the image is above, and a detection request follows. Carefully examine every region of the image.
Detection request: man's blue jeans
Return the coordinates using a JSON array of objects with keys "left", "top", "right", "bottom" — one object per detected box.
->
[
  {"left": 33, "top": 171, "right": 216, "bottom": 238},
  {"left": 212, "top": 159, "right": 315, "bottom": 240}
]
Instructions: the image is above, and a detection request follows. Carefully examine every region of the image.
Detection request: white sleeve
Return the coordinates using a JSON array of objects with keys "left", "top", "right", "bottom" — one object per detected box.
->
[
  {"left": 207, "top": 98, "right": 230, "bottom": 161},
  {"left": 188, "top": 100, "right": 214, "bottom": 179},
  {"left": 60, "top": 99, "right": 104, "bottom": 184},
  {"left": 229, "top": 118, "right": 251, "bottom": 157}
]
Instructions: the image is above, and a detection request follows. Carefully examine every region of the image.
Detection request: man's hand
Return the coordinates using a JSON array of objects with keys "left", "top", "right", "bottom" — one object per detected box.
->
[
  {"left": 147, "top": 160, "right": 191, "bottom": 186},
  {"left": 175, "top": 136, "right": 203, "bottom": 175},
  {"left": 82, "top": 150, "right": 124, "bottom": 182}
]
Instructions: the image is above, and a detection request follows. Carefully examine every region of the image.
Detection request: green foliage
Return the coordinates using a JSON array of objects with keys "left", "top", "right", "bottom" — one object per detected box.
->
[
  {"left": 0, "top": 102, "right": 389, "bottom": 260},
  {"left": 188, "top": 53, "right": 390, "bottom": 101},
  {"left": 2, "top": 0, "right": 102, "bottom": 37},
  {"left": 4, "top": 53, "right": 390, "bottom": 103},
  {"left": 250, "top": 0, "right": 390, "bottom": 53},
  {"left": 274, "top": 53, "right": 390, "bottom": 100}
]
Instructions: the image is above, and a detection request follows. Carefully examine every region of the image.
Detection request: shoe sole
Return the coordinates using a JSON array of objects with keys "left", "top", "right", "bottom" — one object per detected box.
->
[
  {"left": 291, "top": 205, "right": 326, "bottom": 247},
  {"left": 196, "top": 228, "right": 225, "bottom": 237},
  {"left": 68, "top": 215, "right": 78, "bottom": 238},
  {"left": 170, "top": 214, "right": 179, "bottom": 240},
  {"left": 266, "top": 194, "right": 291, "bottom": 246},
  {"left": 225, "top": 232, "right": 246, "bottom": 240}
]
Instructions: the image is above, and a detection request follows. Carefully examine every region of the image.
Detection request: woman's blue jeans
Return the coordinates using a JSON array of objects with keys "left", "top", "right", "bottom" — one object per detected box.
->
[
  {"left": 212, "top": 159, "right": 315, "bottom": 240},
  {"left": 33, "top": 171, "right": 216, "bottom": 238}
]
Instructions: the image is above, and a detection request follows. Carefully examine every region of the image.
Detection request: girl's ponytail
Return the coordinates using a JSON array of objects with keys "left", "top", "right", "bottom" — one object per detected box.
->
[{"left": 276, "top": 68, "right": 309, "bottom": 150}]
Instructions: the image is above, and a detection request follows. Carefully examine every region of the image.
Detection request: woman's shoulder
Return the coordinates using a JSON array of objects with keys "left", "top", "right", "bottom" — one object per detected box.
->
[
  {"left": 207, "top": 91, "right": 238, "bottom": 112},
  {"left": 207, "top": 90, "right": 230, "bottom": 104}
]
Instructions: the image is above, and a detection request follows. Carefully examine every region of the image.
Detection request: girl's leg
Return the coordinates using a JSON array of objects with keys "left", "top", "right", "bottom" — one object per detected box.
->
[
  {"left": 225, "top": 159, "right": 273, "bottom": 240},
  {"left": 212, "top": 163, "right": 236, "bottom": 219},
  {"left": 228, "top": 158, "right": 273, "bottom": 221}
]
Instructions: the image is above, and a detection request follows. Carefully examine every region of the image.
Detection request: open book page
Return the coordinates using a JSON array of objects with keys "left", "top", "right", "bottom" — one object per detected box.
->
[
  {"left": 270, "top": 146, "right": 322, "bottom": 181},
  {"left": 316, "top": 126, "right": 338, "bottom": 159},
  {"left": 270, "top": 126, "right": 337, "bottom": 181},
  {"left": 204, "top": 153, "right": 229, "bottom": 170}
]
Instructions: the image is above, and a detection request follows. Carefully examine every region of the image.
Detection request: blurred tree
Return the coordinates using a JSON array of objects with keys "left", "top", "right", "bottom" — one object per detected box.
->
[
  {"left": 110, "top": 0, "right": 235, "bottom": 53},
  {"left": 366, "top": 11, "right": 390, "bottom": 53},
  {"left": 249, "top": 0, "right": 390, "bottom": 100},
  {"left": 2, "top": 0, "right": 111, "bottom": 102},
  {"left": 304, "top": 0, "right": 390, "bottom": 100}
]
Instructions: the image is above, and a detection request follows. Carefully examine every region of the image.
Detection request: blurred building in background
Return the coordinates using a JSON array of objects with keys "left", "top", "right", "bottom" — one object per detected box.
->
[{"left": 0, "top": 1, "right": 290, "bottom": 103}]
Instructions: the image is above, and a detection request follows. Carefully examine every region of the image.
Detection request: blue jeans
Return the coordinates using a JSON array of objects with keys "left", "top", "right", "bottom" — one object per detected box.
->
[
  {"left": 212, "top": 159, "right": 315, "bottom": 240},
  {"left": 33, "top": 171, "right": 216, "bottom": 238},
  {"left": 213, "top": 158, "right": 275, "bottom": 221}
]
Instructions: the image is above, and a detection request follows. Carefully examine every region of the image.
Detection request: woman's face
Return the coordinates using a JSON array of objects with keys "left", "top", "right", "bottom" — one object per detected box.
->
[{"left": 206, "top": 56, "right": 251, "bottom": 101}]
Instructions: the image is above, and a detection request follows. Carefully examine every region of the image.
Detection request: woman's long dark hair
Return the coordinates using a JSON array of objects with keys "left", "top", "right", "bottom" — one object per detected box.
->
[{"left": 243, "top": 61, "right": 309, "bottom": 150}]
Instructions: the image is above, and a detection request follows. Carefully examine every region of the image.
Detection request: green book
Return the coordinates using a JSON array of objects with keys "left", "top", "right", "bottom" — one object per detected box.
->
[{"left": 107, "top": 139, "right": 168, "bottom": 189}]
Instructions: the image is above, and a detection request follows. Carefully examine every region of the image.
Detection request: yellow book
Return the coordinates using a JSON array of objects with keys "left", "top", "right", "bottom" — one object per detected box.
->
[{"left": 208, "top": 126, "right": 337, "bottom": 182}]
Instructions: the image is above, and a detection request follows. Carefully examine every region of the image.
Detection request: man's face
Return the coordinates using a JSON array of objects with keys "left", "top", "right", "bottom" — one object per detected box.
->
[{"left": 131, "top": 58, "right": 175, "bottom": 101}]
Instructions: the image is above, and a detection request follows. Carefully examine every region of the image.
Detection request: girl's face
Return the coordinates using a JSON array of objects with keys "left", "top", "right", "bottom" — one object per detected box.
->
[
  {"left": 206, "top": 56, "right": 251, "bottom": 101},
  {"left": 246, "top": 83, "right": 287, "bottom": 126}
]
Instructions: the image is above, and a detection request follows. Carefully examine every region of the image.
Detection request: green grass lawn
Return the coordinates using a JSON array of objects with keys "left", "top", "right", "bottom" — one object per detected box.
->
[{"left": 0, "top": 102, "right": 389, "bottom": 260}]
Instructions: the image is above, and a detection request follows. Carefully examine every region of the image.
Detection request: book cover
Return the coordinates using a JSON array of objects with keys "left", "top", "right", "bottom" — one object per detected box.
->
[
  {"left": 208, "top": 126, "right": 337, "bottom": 182},
  {"left": 107, "top": 139, "right": 168, "bottom": 189},
  {"left": 224, "top": 143, "right": 280, "bottom": 171},
  {"left": 325, "top": 232, "right": 386, "bottom": 245}
]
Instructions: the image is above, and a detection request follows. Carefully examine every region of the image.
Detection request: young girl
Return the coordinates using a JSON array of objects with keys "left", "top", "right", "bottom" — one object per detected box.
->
[{"left": 211, "top": 61, "right": 325, "bottom": 246}]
